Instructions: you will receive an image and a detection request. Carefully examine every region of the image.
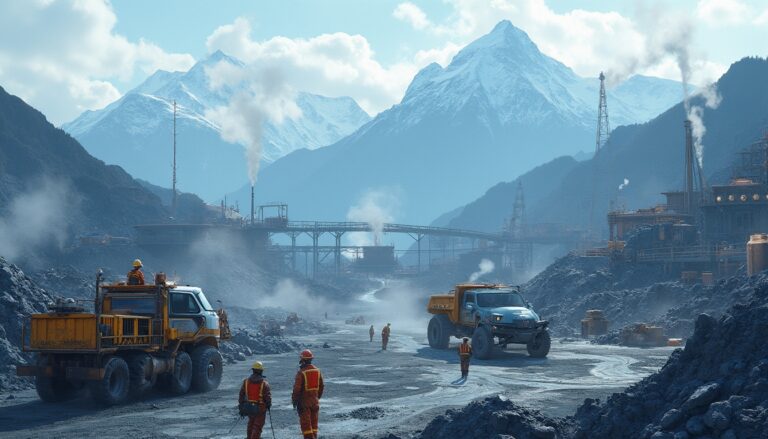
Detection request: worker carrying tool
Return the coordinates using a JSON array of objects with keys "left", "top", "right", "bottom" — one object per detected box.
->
[
  {"left": 381, "top": 323, "right": 391, "bottom": 350},
  {"left": 239, "top": 361, "right": 272, "bottom": 439},
  {"left": 292, "top": 349, "right": 324, "bottom": 439},
  {"left": 459, "top": 337, "right": 472, "bottom": 378},
  {"left": 369, "top": 325, "right": 375, "bottom": 342},
  {"left": 127, "top": 259, "right": 145, "bottom": 285}
]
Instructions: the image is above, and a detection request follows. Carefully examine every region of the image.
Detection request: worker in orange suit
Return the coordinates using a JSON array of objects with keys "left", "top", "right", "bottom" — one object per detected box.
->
[
  {"left": 292, "top": 349, "right": 324, "bottom": 439},
  {"left": 381, "top": 323, "right": 391, "bottom": 350},
  {"left": 459, "top": 337, "right": 472, "bottom": 378},
  {"left": 239, "top": 361, "right": 272, "bottom": 439},
  {"left": 127, "top": 259, "right": 145, "bottom": 285},
  {"left": 369, "top": 325, "right": 375, "bottom": 342}
]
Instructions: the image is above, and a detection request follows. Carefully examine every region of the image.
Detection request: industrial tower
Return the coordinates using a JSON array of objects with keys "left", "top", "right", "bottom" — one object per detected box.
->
[
  {"left": 172, "top": 100, "right": 177, "bottom": 217},
  {"left": 504, "top": 181, "right": 532, "bottom": 272},
  {"left": 509, "top": 180, "right": 526, "bottom": 238},
  {"left": 590, "top": 72, "right": 611, "bottom": 239}
]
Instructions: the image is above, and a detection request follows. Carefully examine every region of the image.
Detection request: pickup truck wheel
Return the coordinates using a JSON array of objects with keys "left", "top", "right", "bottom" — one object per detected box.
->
[
  {"left": 527, "top": 330, "right": 551, "bottom": 358},
  {"left": 128, "top": 353, "right": 155, "bottom": 398},
  {"left": 427, "top": 315, "right": 451, "bottom": 349},
  {"left": 191, "top": 345, "right": 223, "bottom": 392},
  {"left": 167, "top": 351, "right": 193, "bottom": 395},
  {"left": 471, "top": 326, "right": 494, "bottom": 360},
  {"left": 89, "top": 356, "right": 130, "bottom": 405}
]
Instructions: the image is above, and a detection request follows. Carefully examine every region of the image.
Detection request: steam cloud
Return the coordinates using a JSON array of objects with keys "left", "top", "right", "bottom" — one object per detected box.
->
[
  {"left": 606, "top": 8, "right": 721, "bottom": 169},
  {"left": 347, "top": 190, "right": 399, "bottom": 246},
  {"left": 205, "top": 64, "right": 301, "bottom": 185},
  {"left": 257, "top": 278, "right": 330, "bottom": 317},
  {"left": 0, "top": 180, "right": 73, "bottom": 263},
  {"left": 469, "top": 258, "right": 495, "bottom": 283},
  {"left": 618, "top": 178, "right": 630, "bottom": 191}
]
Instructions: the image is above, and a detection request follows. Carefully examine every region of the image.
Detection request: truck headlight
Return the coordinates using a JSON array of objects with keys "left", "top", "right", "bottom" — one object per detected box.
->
[{"left": 493, "top": 315, "right": 503, "bottom": 322}]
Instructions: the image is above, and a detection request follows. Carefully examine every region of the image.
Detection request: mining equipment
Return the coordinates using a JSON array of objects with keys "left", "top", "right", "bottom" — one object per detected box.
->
[
  {"left": 426, "top": 284, "right": 550, "bottom": 359},
  {"left": 17, "top": 272, "right": 230, "bottom": 405},
  {"left": 581, "top": 309, "right": 609, "bottom": 338}
]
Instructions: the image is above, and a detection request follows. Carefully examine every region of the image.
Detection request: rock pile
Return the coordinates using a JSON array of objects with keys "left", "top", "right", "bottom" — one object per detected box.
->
[
  {"left": 30, "top": 266, "right": 94, "bottom": 299},
  {"left": 220, "top": 330, "right": 300, "bottom": 364},
  {"left": 0, "top": 257, "right": 55, "bottom": 392}
]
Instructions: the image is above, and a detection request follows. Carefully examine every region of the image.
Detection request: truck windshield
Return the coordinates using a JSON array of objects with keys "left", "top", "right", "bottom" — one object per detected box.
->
[
  {"left": 476, "top": 292, "right": 525, "bottom": 308},
  {"left": 195, "top": 292, "right": 214, "bottom": 311}
]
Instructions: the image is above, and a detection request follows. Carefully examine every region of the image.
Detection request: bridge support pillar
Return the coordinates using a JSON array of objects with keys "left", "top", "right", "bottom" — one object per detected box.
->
[
  {"left": 333, "top": 231, "right": 344, "bottom": 276},
  {"left": 407, "top": 233, "right": 425, "bottom": 274}
]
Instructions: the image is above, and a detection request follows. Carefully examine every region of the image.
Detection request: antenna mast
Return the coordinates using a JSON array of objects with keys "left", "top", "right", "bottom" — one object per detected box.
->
[
  {"left": 590, "top": 72, "right": 611, "bottom": 239},
  {"left": 172, "top": 100, "right": 177, "bottom": 217}
]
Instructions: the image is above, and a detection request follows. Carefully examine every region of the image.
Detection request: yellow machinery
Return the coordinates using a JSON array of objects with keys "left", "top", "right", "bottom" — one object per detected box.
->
[{"left": 17, "top": 272, "right": 231, "bottom": 405}]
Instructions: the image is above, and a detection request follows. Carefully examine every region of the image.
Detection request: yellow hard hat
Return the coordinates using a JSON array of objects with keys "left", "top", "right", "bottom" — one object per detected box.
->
[
  {"left": 251, "top": 361, "right": 264, "bottom": 371},
  {"left": 132, "top": 259, "right": 143, "bottom": 268}
]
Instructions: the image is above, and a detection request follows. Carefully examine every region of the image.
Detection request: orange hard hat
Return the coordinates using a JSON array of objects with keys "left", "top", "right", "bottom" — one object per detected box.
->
[{"left": 300, "top": 349, "right": 314, "bottom": 360}]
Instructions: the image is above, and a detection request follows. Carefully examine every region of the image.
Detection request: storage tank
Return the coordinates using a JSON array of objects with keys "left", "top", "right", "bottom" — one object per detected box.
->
[{"left": 747, "top": 234, "right": 768, "bottom": 276}]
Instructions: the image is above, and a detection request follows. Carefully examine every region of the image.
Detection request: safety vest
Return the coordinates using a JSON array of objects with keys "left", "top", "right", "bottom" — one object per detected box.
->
[
  {"left": 244, "top": 379, "right": 264, "bottom": 403},
  {"left": 459, "top": 343, "right": 472, "bottom": 356},
  {"left": 301, "top": 366, "right": 321, "bottom": 392}
]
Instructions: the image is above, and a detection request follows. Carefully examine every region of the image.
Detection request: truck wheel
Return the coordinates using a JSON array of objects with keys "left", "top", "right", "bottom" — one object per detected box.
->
[
  {"left": 128, "top": 353, "right": 155, "bottom": 398},
  {"left": 167, "top": 351, "right": 193, "bottom": 395},
  {"left": 472, "top": 326, "right": 494, "bottom": 360},
  {"left": 89, "top": 356, "right": 130, "bottom": 405},
  {"left": 427, "top": 315, "right": 451, "bottom": 349},
  {"left": 527, "top": 330, "right": 551, "bottom": 358},
  {"left": 191, "top": 345, "right": 223, "bottom": 392}
]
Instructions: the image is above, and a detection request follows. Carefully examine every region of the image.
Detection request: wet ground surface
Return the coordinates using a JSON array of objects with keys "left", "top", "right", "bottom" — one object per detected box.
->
[{"left": 0, "top": 323, "right": 674, "bottom": 439}]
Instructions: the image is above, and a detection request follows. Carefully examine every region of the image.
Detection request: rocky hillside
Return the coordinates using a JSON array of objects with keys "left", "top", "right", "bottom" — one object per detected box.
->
[{"left": 0, "top": 257, "right": 54, "bottom": 392}]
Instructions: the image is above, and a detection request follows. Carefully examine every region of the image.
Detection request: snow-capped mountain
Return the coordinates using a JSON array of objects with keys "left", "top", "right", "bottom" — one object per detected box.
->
[
  {"left": 63, "top": 50, "right": 371, "bottom": 202},
  {"left": 238, "top": 20, "right": 685, "bottom": 226}
]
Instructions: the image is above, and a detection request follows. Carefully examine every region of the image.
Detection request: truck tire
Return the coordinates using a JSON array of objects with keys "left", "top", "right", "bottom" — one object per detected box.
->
[
  {"left": 472, "top": 325, "right": 494, "bottom": 360},
  {"left": 191, "top": 345, "right": 223, "bottom": 392},
  {"left": 89, "top": 356, "right": 130, "bottom": 405},
  {"left": 34, "top": 355, "right": 80, "bottom": 402},
  {"left": 427, "top": 315, "right": 451, "bottom": 349},
  {"left": 167, "top": 351, "right": 193, "bottom": 395},
  {"left": 527, "top": 330, "right": 551, "bottom": 358},
  {"left": 128, "top": 353, "right": 155, "bottom": 398}
]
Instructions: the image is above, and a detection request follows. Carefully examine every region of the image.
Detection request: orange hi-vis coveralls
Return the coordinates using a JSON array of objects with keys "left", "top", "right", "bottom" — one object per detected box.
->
[
  {"left": 381, "top": 325, "right": 390, "bottom": 350},
  {"left": 459, "top": 342, "right": 472, "bottom": 377},
  {"left": 127, "top": 268, "right": 145, "bottom": 285},
  {"left": 239, "top": 375, "right": 272, "bottom": 439},
  {"left": 292, "top": 364, "right": 324, "bottom": 439}
]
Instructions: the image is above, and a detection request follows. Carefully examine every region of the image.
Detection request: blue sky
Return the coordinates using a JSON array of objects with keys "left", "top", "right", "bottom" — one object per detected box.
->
[{"left": 1, "top": 0, "right": 767, "bottom": 124}]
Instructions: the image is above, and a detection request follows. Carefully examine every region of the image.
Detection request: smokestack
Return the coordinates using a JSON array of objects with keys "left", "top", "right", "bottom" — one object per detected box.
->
[
  {"left": 250, "top": 185, "right": 255, "bottom": 224},
  {"left": 684, "top": 119, "right": 694, "bottom": 214}
]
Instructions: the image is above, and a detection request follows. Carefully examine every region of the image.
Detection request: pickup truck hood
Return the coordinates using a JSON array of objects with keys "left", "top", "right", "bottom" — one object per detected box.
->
[{"left": 487, "top": 306, "right": 539, "bottom": 321}]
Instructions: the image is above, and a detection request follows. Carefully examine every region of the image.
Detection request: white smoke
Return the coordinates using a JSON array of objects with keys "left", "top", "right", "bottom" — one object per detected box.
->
[
  {"left": 205, "top": 64, "right": 301, "bottom": 185},
  {"left": 257, "top": 278, "right": 331, "bottom": 317},
  {"left": 618, "top": 178, "right": 630, "bottom": 191},
  {"left": 605, "top": 8, "right": 721, "bottom": 170},
  {"left": 0, "top": 180, "right": 74, "bottom": 263},
  {"left": 468, "top": 258, "right": 495, "bottom": 283},
  {"left": 346, "top": 190, "right": 400, "bottom": 246}
]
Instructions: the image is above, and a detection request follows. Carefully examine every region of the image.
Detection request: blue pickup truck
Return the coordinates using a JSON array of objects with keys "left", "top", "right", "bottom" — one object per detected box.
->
[{"left": 426, "top": 284, "right": 550, "bottom": 359}]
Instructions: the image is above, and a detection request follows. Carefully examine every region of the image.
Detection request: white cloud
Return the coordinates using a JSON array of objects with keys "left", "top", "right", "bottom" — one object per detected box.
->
[
  {"left": 755, "top": 8, "right": 768, "bottom": 25},
  {"left": 205, "top": 17, "right": 422, "bottom": 115},
  {"left": 393, "top": 2, "right": 433, "bottom": 30},
  {"left": 696, "top": 0, "right": 750, "bottom": 26},
  {"left": 0, "top": 0, "right": 194, "bottom": 125}
]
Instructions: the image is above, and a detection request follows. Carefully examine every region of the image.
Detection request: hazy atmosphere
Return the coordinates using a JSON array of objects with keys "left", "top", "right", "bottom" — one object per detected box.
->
[{"left": 2, "top": 1, "right": 768, "bottom": 438}]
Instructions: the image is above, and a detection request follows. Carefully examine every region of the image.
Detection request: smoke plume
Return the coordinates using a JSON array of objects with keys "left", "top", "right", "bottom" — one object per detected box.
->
[
  {"left": 347, "top": 190, "right": 400, "bottom": 246},
  {"left": 205, "top": 65, "right": 301, "bottom": 185},
  {"left": 257, "top": 278, "right": 330, "bottom": 317},
  {"left": 0, "top": 180, "right": 73, "bottom": 264},
  {"left": 618, "top": 178, "right": 630, "bottom": 191},
  {"left": 469, "top": 258, "right": 495, "bottom": 283}
]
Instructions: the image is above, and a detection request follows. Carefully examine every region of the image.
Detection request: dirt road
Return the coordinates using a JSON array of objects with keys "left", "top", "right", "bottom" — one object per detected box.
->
[{"left": 0, "top": 319, "right": 673, "bottom": 438}]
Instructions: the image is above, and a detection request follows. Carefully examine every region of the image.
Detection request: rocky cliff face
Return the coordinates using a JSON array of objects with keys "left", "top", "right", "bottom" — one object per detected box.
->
[{"left": 0, "top": 257, "right": 54, "bottom": 392}]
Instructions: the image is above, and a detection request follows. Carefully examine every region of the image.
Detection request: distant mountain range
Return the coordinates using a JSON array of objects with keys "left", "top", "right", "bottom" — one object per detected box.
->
[
  {"left": 440, "top": 57, "right": 768, "bottom": 237},
  {"left": 63, "top": 51, "right": 371, "bottom": 202},
  {"left": 235, "top": 20, "right": 685, "bottom": 226}
]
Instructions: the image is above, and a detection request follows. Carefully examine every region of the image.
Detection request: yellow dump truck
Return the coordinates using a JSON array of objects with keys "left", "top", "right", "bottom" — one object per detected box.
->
[
  {"left": 427, "top": 284, "right": 550, "bottom": 359},
  {"left": 17, "top": 272, "right": 230, "bottom": 405}
]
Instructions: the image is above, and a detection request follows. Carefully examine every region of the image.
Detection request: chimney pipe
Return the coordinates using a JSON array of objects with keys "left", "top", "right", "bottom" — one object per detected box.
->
[
  {"left": 250, "top": 185, "right": 255, "bottom": 224},
  {"left": 684, "top": 119, "right": 694, "bottom": 214}
]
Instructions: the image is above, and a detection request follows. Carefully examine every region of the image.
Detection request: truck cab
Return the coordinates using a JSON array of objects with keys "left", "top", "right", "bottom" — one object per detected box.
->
[{"left": 427, "top": 284, "right": 550, "bottom": 359}]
